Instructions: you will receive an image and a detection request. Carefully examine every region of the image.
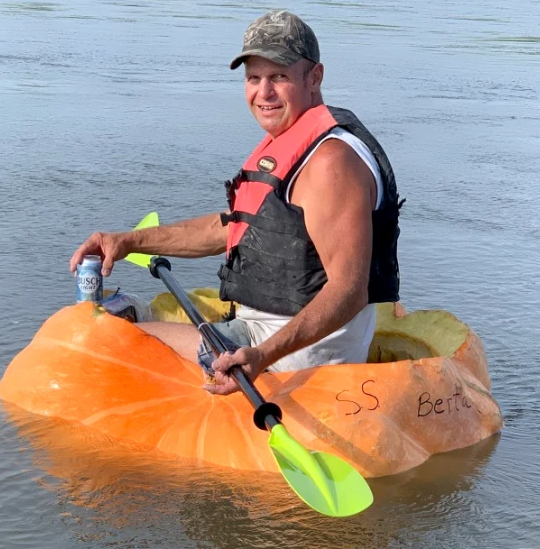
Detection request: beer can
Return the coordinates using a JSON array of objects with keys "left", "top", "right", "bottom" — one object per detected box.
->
[{"left": 76, "top": 255, "right": 103, "bottom": 303}]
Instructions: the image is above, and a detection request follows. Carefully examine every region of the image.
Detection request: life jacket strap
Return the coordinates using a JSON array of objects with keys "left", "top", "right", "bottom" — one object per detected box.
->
[{"left": 241, "top": 170, "right": 282, "bottom": 189}]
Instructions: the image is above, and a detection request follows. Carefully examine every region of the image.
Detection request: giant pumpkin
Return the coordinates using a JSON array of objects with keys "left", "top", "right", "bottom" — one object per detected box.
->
[{"left": 0, "top": 292, "right": 503, "bottom": 478}]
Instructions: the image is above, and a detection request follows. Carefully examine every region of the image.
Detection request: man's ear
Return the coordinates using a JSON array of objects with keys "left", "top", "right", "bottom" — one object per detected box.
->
[{"left": 312, "top": 63, "right": 324, "bottom": 89}]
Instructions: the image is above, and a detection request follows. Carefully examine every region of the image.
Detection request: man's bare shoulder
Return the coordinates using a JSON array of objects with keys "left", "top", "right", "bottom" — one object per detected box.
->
[
  {"left": 309, "top": 136, "right": 355, "bottom": 160},
  {"left": 292, "top": 137, "right": 376, "bottom": 207}
]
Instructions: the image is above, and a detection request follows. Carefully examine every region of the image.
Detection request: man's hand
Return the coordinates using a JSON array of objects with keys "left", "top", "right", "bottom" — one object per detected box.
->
[
  {"left": 70, "top": 232, "right": 131, "bottom": 277},
  {"left": 204, "top": 347, "right": 266, "bottom": 396}
]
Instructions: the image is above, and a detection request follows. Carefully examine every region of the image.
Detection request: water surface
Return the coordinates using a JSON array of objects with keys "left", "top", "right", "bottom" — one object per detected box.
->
[{"left": 1, "top": 1, "right": 539, "bottom": 547}]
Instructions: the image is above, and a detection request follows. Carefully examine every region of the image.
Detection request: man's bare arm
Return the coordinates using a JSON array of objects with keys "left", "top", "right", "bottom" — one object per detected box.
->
[
  {"left": 70, "top": 212, "right": 228, "bottom": 275},
  {"left": 128, "top": 213, "right": 228, "bottom": 258}
]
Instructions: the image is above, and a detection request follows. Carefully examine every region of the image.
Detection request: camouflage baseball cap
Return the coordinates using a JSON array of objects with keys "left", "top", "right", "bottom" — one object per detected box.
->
[{"left": 230, "top": 10, "right": 320, "bottom": 70}]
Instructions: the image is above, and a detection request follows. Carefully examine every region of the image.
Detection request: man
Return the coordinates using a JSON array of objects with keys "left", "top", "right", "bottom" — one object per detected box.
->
[{"left": 70, "top": 10, "right": 401, "bottom": 396}]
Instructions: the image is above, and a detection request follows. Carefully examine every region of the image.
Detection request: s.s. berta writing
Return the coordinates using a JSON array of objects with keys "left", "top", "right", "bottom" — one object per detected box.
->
[
  {"left": 417, "top": 385, "right": 480, "bottom": 417},
  {"left": 335, "top": 383, "right": 480, "bottom": 418},
  {"left": 335, "top": 380, "right": 379, "bottom": 415}
]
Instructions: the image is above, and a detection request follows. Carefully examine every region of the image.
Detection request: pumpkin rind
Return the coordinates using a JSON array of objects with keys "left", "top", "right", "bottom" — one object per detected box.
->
[{"left": 0, "top": 294, "right": 503, "bottom": 478}]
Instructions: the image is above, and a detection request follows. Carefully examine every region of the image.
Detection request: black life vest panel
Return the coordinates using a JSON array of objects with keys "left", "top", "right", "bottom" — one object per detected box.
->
[{"left": 218, "top": 104, "right": 402, "bottom": 316}]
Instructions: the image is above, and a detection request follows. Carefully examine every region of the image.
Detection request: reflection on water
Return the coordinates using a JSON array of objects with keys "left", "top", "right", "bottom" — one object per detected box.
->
[
  {"left": 1, "top": 0, "right": 539, "bottom": 547},
  {"left": 1, "top": 403, "right": 502, "bottom": 549}
]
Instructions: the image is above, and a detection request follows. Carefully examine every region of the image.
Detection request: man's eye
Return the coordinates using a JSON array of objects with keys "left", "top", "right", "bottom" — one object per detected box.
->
[
  {"left": 273, "top": 74, "right": 288, "bottom": 81},
  {"left": 247, "top": 76, "right": 260, "bottom": 84}
]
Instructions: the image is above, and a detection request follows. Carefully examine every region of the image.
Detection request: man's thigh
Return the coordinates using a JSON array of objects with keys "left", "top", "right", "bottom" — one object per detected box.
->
[{"left": 137, "top": 321, "right": 201, "bottom": 363}]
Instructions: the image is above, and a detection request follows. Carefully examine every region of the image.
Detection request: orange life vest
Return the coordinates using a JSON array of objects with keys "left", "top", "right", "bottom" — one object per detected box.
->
[{"left": 218, "top": 105, "right": 401, "bottom": 316}]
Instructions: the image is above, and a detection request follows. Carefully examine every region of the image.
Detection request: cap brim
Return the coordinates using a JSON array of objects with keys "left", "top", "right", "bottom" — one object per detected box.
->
[{"left": 229, "top": 46, "right": 303, "bottom": 70}]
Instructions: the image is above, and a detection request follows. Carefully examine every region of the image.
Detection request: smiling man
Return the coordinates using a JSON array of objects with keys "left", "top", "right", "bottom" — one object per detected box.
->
[{"left": 70, "top": 10, "right": 402, "bottom": 395}]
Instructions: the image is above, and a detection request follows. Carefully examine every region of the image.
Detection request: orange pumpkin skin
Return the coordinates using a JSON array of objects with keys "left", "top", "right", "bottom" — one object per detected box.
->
[{"left": 0, "top": 301, "right": 503, "bottom": 478}]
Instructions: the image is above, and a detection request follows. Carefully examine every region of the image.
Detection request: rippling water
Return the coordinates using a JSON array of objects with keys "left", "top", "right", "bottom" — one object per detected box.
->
[{"left": 1, "top": 1, "right": 539, "bottom": 548}]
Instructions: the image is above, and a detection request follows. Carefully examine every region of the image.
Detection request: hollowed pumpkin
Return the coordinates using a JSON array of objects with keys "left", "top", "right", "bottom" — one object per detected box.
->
[{"left": 0, "top": 291, "right": 503, "bottom": 478}]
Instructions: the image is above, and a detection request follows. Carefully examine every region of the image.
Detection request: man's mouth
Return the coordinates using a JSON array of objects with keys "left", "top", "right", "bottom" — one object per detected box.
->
[{"left": 258, "top": 105, "right": 282, "bottom": 111}]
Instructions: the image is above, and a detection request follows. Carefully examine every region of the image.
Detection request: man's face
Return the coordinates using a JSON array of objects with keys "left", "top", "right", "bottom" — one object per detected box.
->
[{"left": 244, "top": 56, "right": 321, "bottom": 138}]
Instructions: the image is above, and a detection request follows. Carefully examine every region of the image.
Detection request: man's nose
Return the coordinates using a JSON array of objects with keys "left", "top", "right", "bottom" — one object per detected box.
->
[{"left": 258, "top": 78, "right": 275, "bottom": 100}]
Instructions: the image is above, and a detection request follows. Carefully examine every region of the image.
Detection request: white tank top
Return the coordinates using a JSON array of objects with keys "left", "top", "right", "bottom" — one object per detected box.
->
[{"left": 237, "top": 128, "right": 382, "bottom": 372}]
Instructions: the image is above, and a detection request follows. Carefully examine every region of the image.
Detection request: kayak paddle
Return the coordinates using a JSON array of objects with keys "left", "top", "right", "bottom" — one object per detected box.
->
[
  {"left": 147, "top": 256, "right": 374, "bottom": 517},
  {"left": 124, "top": 211, "right": 160, "bottom": 268}
]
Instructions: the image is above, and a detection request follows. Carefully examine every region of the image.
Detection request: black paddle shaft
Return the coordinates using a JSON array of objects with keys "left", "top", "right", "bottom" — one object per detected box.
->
[{"left": 149, "top": 257, "right": 282, "bottom": 431}]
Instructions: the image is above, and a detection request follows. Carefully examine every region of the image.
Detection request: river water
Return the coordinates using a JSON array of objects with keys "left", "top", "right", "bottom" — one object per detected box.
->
[{"left": 0, "top": 1, "right": 539, "bottom": 547}]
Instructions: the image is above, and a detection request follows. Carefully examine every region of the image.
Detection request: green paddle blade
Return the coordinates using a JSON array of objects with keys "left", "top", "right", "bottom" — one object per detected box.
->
[
  {"left": 124, "top": 212, "right": 160, "bottom": 267},
  {"left": 269, "top": 424, "right": 373, "bottom": 517}
]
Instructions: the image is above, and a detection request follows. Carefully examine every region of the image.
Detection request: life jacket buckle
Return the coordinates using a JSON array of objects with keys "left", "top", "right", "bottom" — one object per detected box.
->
[
  {"left": 220, "top": 211, "right": 239, "bottom": 226},
  {"left": 224, "top": 170, "right": 245, "bottom": 209}
]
